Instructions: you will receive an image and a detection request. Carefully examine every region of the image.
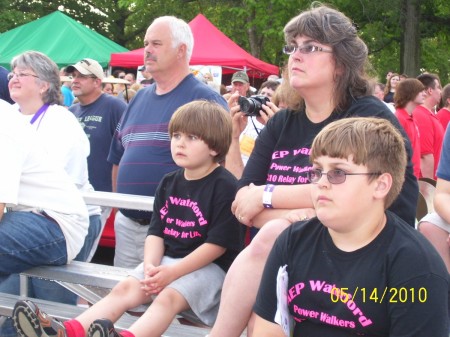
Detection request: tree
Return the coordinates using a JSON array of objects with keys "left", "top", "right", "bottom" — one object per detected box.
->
[
  {"left": 401, "top": 0, "right": 421, "bottom": 77},
  {"left": 1, "top": 0, "right": 449, "bottom": 83}
]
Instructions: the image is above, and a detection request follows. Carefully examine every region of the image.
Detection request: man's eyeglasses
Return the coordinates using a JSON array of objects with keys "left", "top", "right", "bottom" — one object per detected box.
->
[
  {"left": 72, "top": 73, "right": 97, "bottom": 80},
  {"left": 7, "top": 72, "right": 39, "bottom": 81},
  {"left": 307, "top": 168, "right": 381, "bottom": 185},
  {"left": 282, "top": 44, "right": 333, "bottom": 55}
]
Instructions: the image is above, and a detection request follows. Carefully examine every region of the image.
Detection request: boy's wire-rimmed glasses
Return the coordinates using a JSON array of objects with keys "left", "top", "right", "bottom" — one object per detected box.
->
[{"left": 307, "top": 168, "right": 381, "bottom": 184}]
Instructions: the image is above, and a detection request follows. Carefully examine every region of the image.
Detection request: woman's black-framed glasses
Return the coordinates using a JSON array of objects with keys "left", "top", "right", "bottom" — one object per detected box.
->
[{"left": 282, "top": 44, "right": 333, "bottom": 55}]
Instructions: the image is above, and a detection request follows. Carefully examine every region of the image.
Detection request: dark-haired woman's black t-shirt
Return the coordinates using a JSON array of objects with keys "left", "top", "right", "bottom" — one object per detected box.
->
[{"left": 239, "top": 95, "right": 418, "bottom": 226}]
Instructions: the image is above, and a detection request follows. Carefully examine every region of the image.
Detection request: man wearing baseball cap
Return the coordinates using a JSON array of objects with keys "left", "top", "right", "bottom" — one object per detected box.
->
[
  {"left": 66, "top": 58, "right": 105, "bottom": 79},
  {"left": 230, "top": 70, "right": 251, "bottom": 97},
  {"left": 66, "top": 58, "right": 126, "bottom": 260},
  {"left": 224, "top": 71, "right": 280, "bottom": 180}
]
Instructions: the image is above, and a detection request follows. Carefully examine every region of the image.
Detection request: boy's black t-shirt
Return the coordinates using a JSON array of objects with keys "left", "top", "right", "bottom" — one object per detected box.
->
[
  {"left": 254, "top": 211, "right": 449, "bottom": 336},
  {"left": 147, "top": 166, "right": 243, "bottom": 272},
  {"left": 239, "top": 95, "right": 418, "bottom": 226}
]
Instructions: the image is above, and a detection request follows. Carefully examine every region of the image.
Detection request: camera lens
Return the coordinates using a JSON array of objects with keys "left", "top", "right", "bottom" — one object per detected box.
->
[
  {"left": 238, "top": 97, "right": 252, "bottom": 113},
  {"left": 238, "top": 96, "right": 260, "bottom": 116}
]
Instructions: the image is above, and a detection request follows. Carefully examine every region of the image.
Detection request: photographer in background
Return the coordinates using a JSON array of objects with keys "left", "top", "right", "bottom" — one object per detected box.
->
[
  {"left": 258, "top": 80, "right": 280, "bottom": 101},
  {"left": 224, "top": 75, "right": 280, "bottom": 179},
  {"left": 224, "top": 75, "right": 280, "bottom": 244}
]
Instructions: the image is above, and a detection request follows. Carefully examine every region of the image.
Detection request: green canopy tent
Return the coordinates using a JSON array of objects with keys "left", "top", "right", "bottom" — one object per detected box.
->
[{"left": 0, "top": 11, "right": 128, "bottom": 69}]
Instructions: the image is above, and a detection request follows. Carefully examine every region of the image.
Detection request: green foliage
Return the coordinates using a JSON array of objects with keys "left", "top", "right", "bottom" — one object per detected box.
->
[{"left": 421, "top": 33, "right": 450, "bottom": 84}]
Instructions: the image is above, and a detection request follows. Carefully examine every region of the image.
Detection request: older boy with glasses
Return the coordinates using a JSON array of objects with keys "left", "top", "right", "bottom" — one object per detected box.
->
[{"left": 253, "top": 117, "right": 449, "bottom": 337}]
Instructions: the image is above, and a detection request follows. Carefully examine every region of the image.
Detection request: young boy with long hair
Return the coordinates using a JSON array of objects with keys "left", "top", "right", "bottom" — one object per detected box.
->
[{"left": 13, "top": 100, "right": 243, "bottom": 337}]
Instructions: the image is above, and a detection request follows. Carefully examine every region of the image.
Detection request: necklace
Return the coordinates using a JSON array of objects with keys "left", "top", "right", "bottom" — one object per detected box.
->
[{"left": 30, "top": 104, "right": 49, "bottom": 129}]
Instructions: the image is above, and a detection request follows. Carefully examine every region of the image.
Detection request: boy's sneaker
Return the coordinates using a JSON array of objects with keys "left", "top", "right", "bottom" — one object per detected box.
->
[
  {"left": 87, "top": 319, "right": 121, "bottom": 337},
  {"left": 13, "top": 300, "right": 67, "bottom": 337}
]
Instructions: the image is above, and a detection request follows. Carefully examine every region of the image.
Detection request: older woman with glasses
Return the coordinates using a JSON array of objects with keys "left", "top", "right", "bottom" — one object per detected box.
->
[
  {"left": 4, "top": 51, "right": 101, "bottom": 302},
  {"left": 207, "top": 4, "right": 419, "bottom": 337}
]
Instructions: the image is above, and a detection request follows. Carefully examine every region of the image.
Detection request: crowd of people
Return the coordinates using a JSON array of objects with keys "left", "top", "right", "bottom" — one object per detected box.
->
[{"left": 1, "top": 3, "right": 450, "bottom": 337}]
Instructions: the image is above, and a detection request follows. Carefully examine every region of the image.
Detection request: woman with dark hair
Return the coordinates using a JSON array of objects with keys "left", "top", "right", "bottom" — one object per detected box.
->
[{"left": 208, "top": 4, "right": 418, "bottom": 337}]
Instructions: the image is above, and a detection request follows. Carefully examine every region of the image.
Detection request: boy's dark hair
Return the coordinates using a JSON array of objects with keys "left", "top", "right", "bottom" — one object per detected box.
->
[
  {"left": 310, "top": 117, "right": 406, "bottom": 208},
  {"left": 394, "top": 78, "right": 424, "bottom": 109},
  {"left": 169, "top": 100, "right": 232, "bottom": 163}
]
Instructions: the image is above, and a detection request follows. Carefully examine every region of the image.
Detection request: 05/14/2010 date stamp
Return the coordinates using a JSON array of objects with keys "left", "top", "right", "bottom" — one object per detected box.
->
[{"left": 330, "top": 287, "right": 427, "bottom": 304}]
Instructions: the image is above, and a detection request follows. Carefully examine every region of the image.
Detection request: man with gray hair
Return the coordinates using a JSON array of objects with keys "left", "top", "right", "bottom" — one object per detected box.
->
[{"left": 108, "top": 16, "right": 227, "bottom": 268}]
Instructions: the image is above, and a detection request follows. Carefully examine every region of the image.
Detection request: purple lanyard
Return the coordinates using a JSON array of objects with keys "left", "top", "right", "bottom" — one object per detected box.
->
[{"left": 29, "top": 104, "right": 49, "bottom": 127}]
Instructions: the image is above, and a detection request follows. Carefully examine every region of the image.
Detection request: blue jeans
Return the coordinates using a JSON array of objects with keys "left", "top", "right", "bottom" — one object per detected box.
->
[
  {"left": 0, "top": 211, "right": 68, "bottom": 337},
  {"left": 0, "top": 213, "right": 102, "bottom": 336},
  {"left": 75, "top": 213, "right": 102, "bottom": 262},
  {"left": 0, "top": 211, "right": 67, "bottom": 277},
  {"left": 0, "top": 213, "right": 101, "bottom": 299}
]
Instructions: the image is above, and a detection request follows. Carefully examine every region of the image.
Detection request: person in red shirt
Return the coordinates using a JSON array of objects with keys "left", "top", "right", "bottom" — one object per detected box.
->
[
  {"left": 413, "top": 74, "right": 444, "bottom": 179},
  {"left": 437, "top": 83, "right": 450, "bottom": 131},
  {"left": 394, "top": 78, "right": 425, "bottom": 179}
]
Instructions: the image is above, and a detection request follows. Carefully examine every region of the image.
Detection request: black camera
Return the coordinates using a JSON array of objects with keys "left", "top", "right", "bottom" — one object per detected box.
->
[{"left": 238, "top": 95, "right": 270, "bottom": 117}]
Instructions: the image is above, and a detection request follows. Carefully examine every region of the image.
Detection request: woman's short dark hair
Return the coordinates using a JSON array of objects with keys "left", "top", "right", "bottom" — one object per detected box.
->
[{"left": 284, "top": 3, "right": 372, "bottom": 111}]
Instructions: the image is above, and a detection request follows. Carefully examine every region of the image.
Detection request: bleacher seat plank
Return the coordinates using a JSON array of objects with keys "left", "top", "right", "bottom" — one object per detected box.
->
[
  {"left": 21, "top": 261, "right": 129, "bottom": 289},
  {"left": 82, "top": 191, "right": 154, "bottom": 211}
]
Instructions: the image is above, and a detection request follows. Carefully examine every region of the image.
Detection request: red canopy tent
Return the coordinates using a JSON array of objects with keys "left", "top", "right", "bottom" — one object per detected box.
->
[{"left": 109, "top": 14, "right": 279, "bottom": 78}]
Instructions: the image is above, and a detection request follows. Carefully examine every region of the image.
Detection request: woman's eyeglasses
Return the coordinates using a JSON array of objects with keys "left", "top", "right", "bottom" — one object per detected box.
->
[
  {"left": 7, "top": 72, "right": 39, "bottom": 81},
  {"left": 307, "top": 168, "right": 381, "bottom": 184},
  {"left": 282, "top": 44, "right": 332, "bottom": 55}
]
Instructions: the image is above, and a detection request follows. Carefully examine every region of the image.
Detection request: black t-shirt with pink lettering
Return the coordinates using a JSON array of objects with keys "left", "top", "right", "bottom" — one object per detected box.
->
[
  {"left": 147, "top": 166, "right": 243, "bottom": 272},
  {"left": 254, "top": 212, "right": 449, "bottom": 336},
  {"left": 239, "top": 95, "right": 418, "bottom": 226}
]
